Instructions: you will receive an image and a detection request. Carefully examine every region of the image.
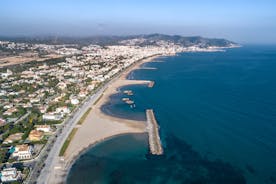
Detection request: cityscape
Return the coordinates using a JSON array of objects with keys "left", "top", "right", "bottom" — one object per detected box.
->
[
  {"left": 1, "top": 1, "right": 276, "bottom": 184},
  {"left": 0, "top": 36, "right": 237, "bottom": 183}
]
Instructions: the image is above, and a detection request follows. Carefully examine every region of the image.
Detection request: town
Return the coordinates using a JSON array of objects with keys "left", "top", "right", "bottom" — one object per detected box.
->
[
  {"left": 0, "top": 36, "right": 236, "bottom": 183},
  {"left": 0, "top": 38, "right": 195, "bottom": 183}
]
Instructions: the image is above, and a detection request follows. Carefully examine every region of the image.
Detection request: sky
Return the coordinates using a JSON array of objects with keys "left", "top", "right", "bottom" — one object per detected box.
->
[{"left": 1, "top": 0, "right": 276, "bottom": 43}]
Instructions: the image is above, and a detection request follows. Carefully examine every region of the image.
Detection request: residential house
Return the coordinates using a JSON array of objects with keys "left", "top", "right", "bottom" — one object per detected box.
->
[
  {"left": 3, "top": 133, "right": 23, "bottom": 144},
  {"left": 3, "top": 107, "right": 18, "bottom": 116},
  {"left": 1, "top": 69, "right": 13, "bottom": 78},
  {"left": 70, "top": 98, "right": 79, "bottom": 105},
  {"left": 0, "top": 118, "right": 6, "bottom": 126},
  {"left": 35, "top": 125, "right": 52, "bottom": 133},
  {"left": 56, "top": 106, "right": 70, "bottom": 114},
  {"left": 28, "top": 130, "right": 44, "bottom": 141},
  {"left": 42, "top": 113, "right": 62, "bottom": 121},
  {"left": 12, "top": 144, "right": 33, "bottom": 160}
]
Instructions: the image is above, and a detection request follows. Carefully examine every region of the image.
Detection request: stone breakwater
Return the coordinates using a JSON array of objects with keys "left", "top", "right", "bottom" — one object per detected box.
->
[{"left": 146, "top": 109, "right": 163, "bottom": 155}]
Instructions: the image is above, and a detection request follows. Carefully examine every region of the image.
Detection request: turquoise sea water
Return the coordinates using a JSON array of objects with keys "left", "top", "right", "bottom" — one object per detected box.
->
[{"left": 67, "top": 45, "right": 276, "bottom": 184}]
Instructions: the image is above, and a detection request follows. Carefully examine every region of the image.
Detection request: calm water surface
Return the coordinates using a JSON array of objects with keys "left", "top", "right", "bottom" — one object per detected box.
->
[{"left": 68, "top": 45, "right": 276, "bottom": 184}]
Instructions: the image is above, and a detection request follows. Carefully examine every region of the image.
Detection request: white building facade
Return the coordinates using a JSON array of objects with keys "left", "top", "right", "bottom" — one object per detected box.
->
[
  {"left": 1, "top": 168, "right": 21, "bottom": 182},
  {"left": 12, "top": 144, "right": 33, "bottom": 160}
]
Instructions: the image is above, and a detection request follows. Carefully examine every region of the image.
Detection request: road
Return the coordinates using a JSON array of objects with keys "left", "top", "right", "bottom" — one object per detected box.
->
[
  {"left": 34, "top": 76, "right": 119, "bottom": 184},
  {"left": 28, "top": 55, "right": 157, "bottom": 184},
  {"left": 14, "top": 111, "right": 31, "bottom": 125}
]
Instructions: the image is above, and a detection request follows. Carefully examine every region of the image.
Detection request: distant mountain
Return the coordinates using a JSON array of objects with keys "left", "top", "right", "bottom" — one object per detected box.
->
[
  {"left": 121, "top": 34, "right": 237, "bottom": 47},
  {"left": 0, "top": 34, "right": 238, "bottom": 48}
]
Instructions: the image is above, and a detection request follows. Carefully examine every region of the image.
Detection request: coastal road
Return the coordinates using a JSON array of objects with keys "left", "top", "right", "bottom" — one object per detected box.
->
[
  {"left": 34, "top": 55, "right": 158, "bottom": 184},
  {"left": 36, "top": 76, "right": 120, "bottom": 184}
]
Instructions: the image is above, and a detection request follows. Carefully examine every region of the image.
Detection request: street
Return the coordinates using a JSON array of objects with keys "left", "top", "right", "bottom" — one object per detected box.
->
[{"left": 33, "top": 77, "right": 118, "bottom": 184}]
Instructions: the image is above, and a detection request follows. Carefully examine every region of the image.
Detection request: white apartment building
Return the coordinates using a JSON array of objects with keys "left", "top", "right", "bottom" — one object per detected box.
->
[{"left": 1, "top": 168, "right": 21, "bottom": 182}]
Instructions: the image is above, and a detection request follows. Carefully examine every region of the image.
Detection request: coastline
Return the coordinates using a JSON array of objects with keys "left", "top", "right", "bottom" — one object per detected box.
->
[
  {"left": 62, "top": 45, "right": 276, "bottom": 184},
  {"left": 47, "top": 54, "right": 162, "bottom": 183},
  {"left": 37, "top": 47, "right": 237, "bottom": 184}
]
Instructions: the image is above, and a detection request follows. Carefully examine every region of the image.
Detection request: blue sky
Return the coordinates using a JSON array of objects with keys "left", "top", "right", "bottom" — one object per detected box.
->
[{"left": 1, "top": 0, "right": 276, "bottom": 43}]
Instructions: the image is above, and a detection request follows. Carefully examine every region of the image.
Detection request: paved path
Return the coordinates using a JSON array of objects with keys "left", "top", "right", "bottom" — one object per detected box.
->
[
  {"left": 36, "top": 85, "right": 107, "bottom": 184},
  {"left": 33, "top": 55, "right": 160, "bottom": 184}
]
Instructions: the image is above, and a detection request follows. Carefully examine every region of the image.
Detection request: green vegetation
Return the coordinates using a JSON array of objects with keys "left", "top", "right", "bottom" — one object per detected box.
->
[
  {"left": 0, "top": 110, "right": 39, "bottom": 143},
  {"left": 93, "top": 94, "right": 103, "bottom": 105},
  {"left": 31, "top": 138, "right": 47, "bottom": 145},
  {"left": 38, "top": 120, "right": 62, "bottom": 125},
  {"left": 77, "top": 107, "right": 92, "bottom": 125},
  {"left": 11, "top": 82, "right": 38, "bottom": 93},
  {"left": 0, "top": 148, "right": 9, "bottom": 163},
  {"left": 59, "top": 128, "right": 78, "bottom": 156},
  {"left": 21, "top": 167, "right": 30, "bottom": 180},
  {"left": 2, "top": 57, "right": 66, "bottom": 73},
  {"left": 8, "top": 157, "right": 17, "bottom": 163},
  {"left": 67, "top": 83, "right": 80, "bottom": 94},
  {"left": 85, "top": 78, "right": 92, "bottom": 84},
  {"left": 9, "top": 181, "right": 21, "bottom": 184},
  {"left": 46, "top": 94, "right": 71, "bottom": 112},
  {"left": 47, "top": 78, "right": 59, "bottom": 88},
  {"left": 21, "top": 125, "right": 33, "bottom": 140},
  {"left": 2, "top": 107, "right": 27, "bottom": 119}
]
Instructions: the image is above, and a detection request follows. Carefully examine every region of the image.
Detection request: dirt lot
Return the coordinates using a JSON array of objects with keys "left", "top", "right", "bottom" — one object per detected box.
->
[{"left": 0, "top": 54, "right": 62, "bottom": 68}]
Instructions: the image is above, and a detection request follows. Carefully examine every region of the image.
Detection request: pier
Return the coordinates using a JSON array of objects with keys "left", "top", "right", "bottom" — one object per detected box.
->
[{"left": 146, "top": 109, "right": 163, "bottom": 155}]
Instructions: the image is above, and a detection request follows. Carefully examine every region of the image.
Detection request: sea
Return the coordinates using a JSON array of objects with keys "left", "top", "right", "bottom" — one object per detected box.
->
[{"left": 67, "top": 45, "right": 276, "bottom": 184}]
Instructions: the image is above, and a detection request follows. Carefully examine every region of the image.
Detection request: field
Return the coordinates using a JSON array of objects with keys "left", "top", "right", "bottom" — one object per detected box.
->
[{"left": 0, "top": 54, "right": 62, "bottom": 68}]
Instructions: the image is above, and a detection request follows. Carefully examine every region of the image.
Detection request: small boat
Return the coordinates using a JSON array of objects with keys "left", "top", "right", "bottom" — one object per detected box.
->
[
  {"left": 122, "top": 98, "right": 130, "bottom": 101},
  {"left": 125, "top": 100, "right": 134, "bottom": 104},
  {"left": 123, "top": 90, "right": 133, "bottom": 95},
  {"left": 127, "top": 92, "right": 133, "bottom": 96},
  {"left": 123, "top": 90, "right": 132, "bottom": 94}
]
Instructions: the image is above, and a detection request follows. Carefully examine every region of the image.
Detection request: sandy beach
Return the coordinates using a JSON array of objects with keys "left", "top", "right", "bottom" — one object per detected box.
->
[
  {"left": 44, "top": 55, "right": 160, "bottom": 183},
  {"left": 63, "top": 78, "right": 150, "bottom": 165}
]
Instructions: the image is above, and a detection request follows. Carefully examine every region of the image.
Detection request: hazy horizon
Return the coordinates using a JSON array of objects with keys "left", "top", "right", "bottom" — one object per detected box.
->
[{"left": 1, "top": 0, "right": 276, "bottom": 44}]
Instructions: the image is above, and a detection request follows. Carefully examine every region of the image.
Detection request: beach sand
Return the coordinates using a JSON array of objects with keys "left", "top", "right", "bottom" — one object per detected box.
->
[
  {"left": 63, "top": 79, "right": 150, "bottom": 165},
  {"left": 62, "top": 55, "right": 160, "bottom": 173}
]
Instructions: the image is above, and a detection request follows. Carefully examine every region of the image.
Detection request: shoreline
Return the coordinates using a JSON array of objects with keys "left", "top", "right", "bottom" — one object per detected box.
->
[
  {"left": 65, "top": 132, "right": 147, "bottom": 180},
  {"left": 47, "top": 54, "right": 162, "bottom": 183}
]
